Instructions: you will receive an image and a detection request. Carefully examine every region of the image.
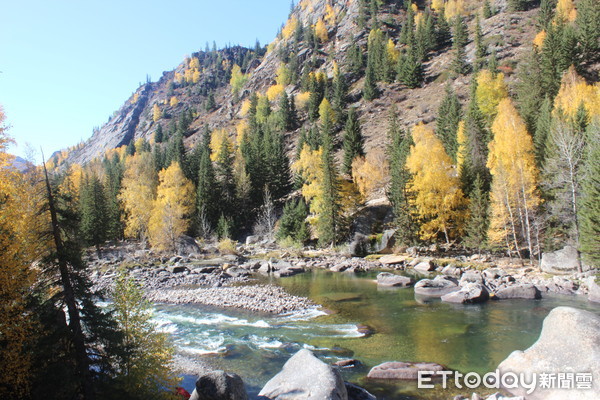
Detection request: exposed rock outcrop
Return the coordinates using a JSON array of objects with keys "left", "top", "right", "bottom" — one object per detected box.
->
[{"left": 190, "top": 370, "right": 247, "bottom": 400}]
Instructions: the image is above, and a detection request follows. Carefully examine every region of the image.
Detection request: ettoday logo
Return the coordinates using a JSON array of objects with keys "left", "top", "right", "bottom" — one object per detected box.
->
[{"left": 417, "top": 370, "right": 593, "bottom": 395}]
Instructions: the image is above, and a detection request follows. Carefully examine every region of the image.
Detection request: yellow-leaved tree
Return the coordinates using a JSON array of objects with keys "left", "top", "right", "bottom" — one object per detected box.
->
[
  {"left": 59, "top": 163, "right": 84, "bottom": 203},
  {"left": 0, "top": 107, "right": 48, "bottom": 398},
  {"left": 230, "top": 64, "right": 248, "bottom": 100},
  {"left": 476, "top": 69, "right": 508, "bottom": 123},
  {"left": 169, "top": 96, "right": 179, "bottom": 107},
  {"left": 315, "top": 18, "right": 328, "bottom": 42},
  {"left": 292, "top": 144, "right": 324, "bottom": 228},
  {"left": 351, "top": 148, "right": 390, "bottom": 199},
  {"left": 119, "top": 152, "right": 157, "bottom": 242},
  {"left": 149, "top": 162, "right": 195, "bottom": 252},
  {"left": 406, "top": 123, "right": 467, "bottom": 243},
  {"left": 152, "top": 103, "right": 162, "bottom": 122},
  {"left": 553, "top": 66, "right": 600, "bottom": 120},
  {"left": 487, "top": 98, "right": 541, "bottom": 258},
  {"left": 281, "top": 16, "right": 299, "bottom": 40}
]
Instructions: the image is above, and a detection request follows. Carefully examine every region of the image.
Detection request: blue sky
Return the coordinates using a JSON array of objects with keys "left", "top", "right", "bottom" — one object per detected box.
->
[{"left": 0, "top": 0, "right": 291, "bottom": 161}]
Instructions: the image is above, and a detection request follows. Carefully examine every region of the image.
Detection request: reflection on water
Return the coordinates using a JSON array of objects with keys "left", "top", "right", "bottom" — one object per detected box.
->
[{"left": 157, "top": 270, "right": 599, "bottom": 399}]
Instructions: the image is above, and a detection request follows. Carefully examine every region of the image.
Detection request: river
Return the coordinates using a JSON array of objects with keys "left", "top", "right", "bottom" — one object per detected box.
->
[{"left": 153, "top": 270, "right": 599, "bottom": 399}]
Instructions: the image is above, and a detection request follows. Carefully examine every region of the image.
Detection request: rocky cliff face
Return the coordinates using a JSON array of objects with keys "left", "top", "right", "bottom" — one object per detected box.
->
[{"left": 59, "top": 0, "right": 540, "bottom": 167}]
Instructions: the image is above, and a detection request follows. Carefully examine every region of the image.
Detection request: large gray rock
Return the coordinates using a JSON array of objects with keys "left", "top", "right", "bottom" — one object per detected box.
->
[
  {"left": 349, "top": 233, "right": 371, "bottom": 257},
  {"left": 177, "top": 235, "right": 202, "bottom": 255},
  {"left": 460, "top": 271, "right": 484, "bottom": 285},
  {"left": 540, "top": 245, "right": 581, "bottom": 275},
  {"left": 498, "top": 307, "right": 600, "bottom": 400},
  {"left": 587, "top": 276, "right": 600, "bottom": 303},
  {"left": 190, "top": 370, "right": 247, "bottom": 400},
  {"left": 344, "top": 382, "right": 376, "bottom": 400},
  {"left": 441, "top": 283, "right": 489, "bottom": 304},
  {"left": 367, "top": 361, "right": 444, "bottom": 380},
  {"left": 414, "top": 275, "right": 459, "bottom": 297},
  {"left": 413, "top": 260, "right": 435, "bottom": 272},
  {"left": 373, "top": 229, "right": 396, "bottom": 254},
  {"left": 377, "top": 272, "right": 414, "bottom": 287},
  {"left": 495, "top": 283, "right": 541, "bottom": 300},
  {"left": 258, "top": 349, "right": 348, "bottom": 400}
]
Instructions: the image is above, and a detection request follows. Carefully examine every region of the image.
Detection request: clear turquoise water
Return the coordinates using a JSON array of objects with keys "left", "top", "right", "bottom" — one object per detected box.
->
[{"left": 155, "top": 270, "right": 599, "bottom": 399}]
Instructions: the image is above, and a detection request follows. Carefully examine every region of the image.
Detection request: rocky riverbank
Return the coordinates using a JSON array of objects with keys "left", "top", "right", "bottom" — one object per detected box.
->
[{"left": 146, "top": 284, "right": 316, "bottom": 314}]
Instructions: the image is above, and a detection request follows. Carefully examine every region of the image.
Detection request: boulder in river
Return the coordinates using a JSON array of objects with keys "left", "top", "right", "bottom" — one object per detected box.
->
[
  {"left": 258, "top": 349, "right": 347, "bottom": 400},
  {"left": 494, "top": 283, "right": 541, "bottom": 300},
  {"left": 414, "top": 275, "right": 459, "bottom": 297},
  {"left": 367, "top": 361, "right": 444, "bottom": 380},
  {"left": 190, "top": 370, "right": 247, "bottom": 400},
  {"left": 344, "top": 382, "right": 376, "bottom": 400},
  {"left": 377, "top": 272, "right": 413, "bottom": 287},
  {"left": 586, "top": 276, "right": 600, "bottom": 303},
  {"left": 414, "top": 260, "right": 435, "bottom": 272},
  {"left": 379, "top": 254, "right": 407, "bottom": 265},
  {"left": 498, "top": 306, "right": 600, "bottom": 400},
  {"left": 540, "top": 245, "right": 581, "bottom": 275},
  {"left": 441, "top": 282, "right": 489, "bottom": 304}
]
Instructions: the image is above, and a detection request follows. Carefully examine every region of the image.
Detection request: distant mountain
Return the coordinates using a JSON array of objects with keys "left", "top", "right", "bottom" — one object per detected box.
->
[
  {"left": 51, "top": 0, "right": 594, "bottom": 168},
  {"left": 9, "top": 155, "right": 31, "bottom": 172}
]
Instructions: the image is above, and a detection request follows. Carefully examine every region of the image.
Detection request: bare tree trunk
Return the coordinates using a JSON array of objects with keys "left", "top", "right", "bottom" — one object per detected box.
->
[{"left": 42, "top": 160, "right": 95, "bottom": 400}]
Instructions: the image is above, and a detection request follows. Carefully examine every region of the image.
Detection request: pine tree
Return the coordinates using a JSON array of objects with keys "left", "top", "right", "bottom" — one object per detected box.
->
[
  {"left": 461, "top": 79, "right": 491, "bottom": 195},
  {"left": 277, "top": 90, "right": 294, "bottom": 131},
  {"left": 397, "top": 46, "right": 424, "bottom": 88},
  {"left": 79, "top": 174, "right": 108, "bottom": 255},
  {"left": 154, "top": 124, "right": 164, "bottom": 143},
  {"left": 435, "top": 7, "right": 452, "bottom": 49},
  {"left": 332, "top": 64, "right": 348, "bottom": 121},
  {"left": 318, "top": 112, "right": 342, "bottom": 246},
  {"left": 387, "top": 108, "right": 417, "bottom": 245},
  {"left": 262, "top": 124, "right": 292, "bottom": 200},
  {"left": 277, "top": 198, "right": 309, "bottom": 244},
  {"left": 483, "top": 0, "right": 493, "bottom": 19},
  {"left": 215, "top": 133, "right": 236, "bottom": 218},
  {"left": 363, "top": 49, "right": 379, "bottom": 101},
  {"left": 537, "top": 0, "right": 556, "bottom": 29},
  {"left": 533, "top": 97, "right": 553, "bottom": 167},
  {"left": 464, "top": 174, "right": 489, "bottom": 253},
  {"left": 509, "top": 0, "right": 528, "bottom": 12},
  {"left": 451, "top": 16, "right": 469, "bottom": 75},
  {"left": 474, "top": 16, "right": 488, "bottom": 71},
  {"left": 576, "top": 0, "right": 600, "bottom": 65},
  {"left": 579, "top": 121, "right": 600, "bottom": 266},
  {"left": 436, "top": 84, "right": 462, "bottom": 161},
  {"left": 103, "top": 154, "right": 125, "bottom": 240},
  {"left": 487, "top": 49, "right": 499, "bottom": 75},
  {"left": 342, "top": 108, "right": 364, "bottom": 175},
  {"left": 196, "top": 145, "right": 217, "bottom": 228}
]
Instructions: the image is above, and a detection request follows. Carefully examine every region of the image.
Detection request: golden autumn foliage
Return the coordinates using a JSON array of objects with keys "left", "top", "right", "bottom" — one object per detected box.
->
[
  {"left": 555, "top": 0, "right": 577, "bottom": 23},
  {"left": 210, "top": 129, "right": 234, "bottom": 162},
  {"left": 476, "top": 69, "right": 508, "bottom": 122},
  {"left": 119, "top": 152, "right": 157, "bottom": 241},
  {"left": 487, "top": 98, "right": 541, "bottom": 253},
  {"left": 282, "top": 16, "right": 299, "bottom": 40},
  {"left": 315, "top": 18, "right": 328, "bottom": 42},
  {"left": 0, "top": 109, "right": 47, "bottom": 397},
  {"left": 59, "top": 163, "right": 83, "bottom": 203},
  {"left": 406, "top": 124, "right": 467, "bottom": 242},
  {"left": 230, "top": 64, "right": 249, "bottom": 97},
  {"left": 351, "top": 149, "right": 390, "bottom": 199},
  {"left": 276, "top": 64, "right": 291, "bottom": 86},
  {"left": 169, "top": 96, "right": 179, "bottom": 107},
  {"left": 386, "top": 39, "right": 400, "bottom": 64},
  {"left": 239, "top": 98, "right": 251, "bottom": 116},
  {"left": 152, "top": 103, "right": 162, "bottom": 122},
  {"left": 445, "top": 0, "right": 466, "bottom": 20},
  {"left": 325, "top": 2, "right": 337, "bottom": 26},
  {"left": 291, "top": 144, "right": 324, "bottom": 223},
  {"left": 432, "top": 0, "right": 445, "bottom": 11},
  {"left": 553, "top": 66, "right": 600, "bottom": 120},
  {"left": 131, "top": 92, "right": 140, "bottom": 104},
  {"left": 266, "top": 84, "right": 285, "bottom": 101},
  {"left": 319, "top": 97, "right": 336, "bottom": 126},
  {"left": 295, "top": 91, "right": 311, "bottom": 110},
  {"left": 235, "top": 120, "right": 249, "bottom": 147},
  {"left": 148, "top": 162, "right": 195, "bottom": 251},
  {"left": 533, "top": 30, "right": 547, "bottom": 49}
]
